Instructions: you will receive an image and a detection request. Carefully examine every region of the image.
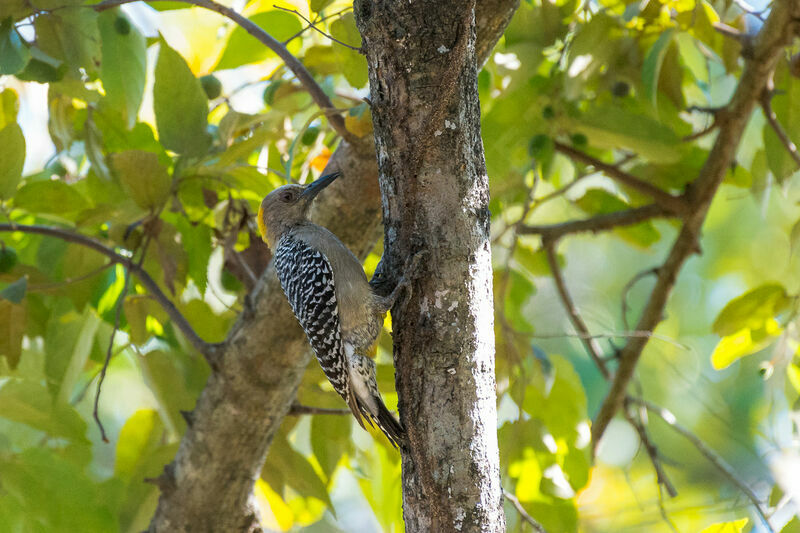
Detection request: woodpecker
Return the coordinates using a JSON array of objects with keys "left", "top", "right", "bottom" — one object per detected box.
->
[{"left": 257, "top": 171, "right": 405, "bottom": 447}]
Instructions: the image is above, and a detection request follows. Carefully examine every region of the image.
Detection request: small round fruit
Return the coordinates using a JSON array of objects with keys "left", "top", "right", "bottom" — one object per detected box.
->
[
  {"left": 0, "top": 247, "right": 18, "bottom": 273},
  {"left": 570, "top": 133, "right": 588, "bottom": 146},
  {"left": 200, "top": 75, "right": 222, "bottom": 100},
  {"left": 528, "top": 134, "right": 552, "bottom": 157},
  {"left": 301, "top": 126, "right": 321, "bottom": 146},
  {"left": 611, "top": 81, "right": 630, "bottom": 98},
  {"left": 114, "top": 16, "right": 131, "bottom": 35},
  {"left": 541, "top": 105, "right": 555, "bottom": 120}
]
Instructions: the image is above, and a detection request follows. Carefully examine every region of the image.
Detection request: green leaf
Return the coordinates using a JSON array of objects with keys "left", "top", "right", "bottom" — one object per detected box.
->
[
  {"left": 115, "top": 409, "right": 166, "bottom": 480},
  {"left": 0, "top": 275, "right": 26, "bottom": 303},
  {"left": 111, "top": 150, "right": 171, "bottom": 210},
  {"left": 0, "top": 17, "right": 29, "bottom": 74},
  {"left": 698, "top": 518, "right": 748, "bottom": 533},
  {"left": 309, "top": 0, "right": 335, "bottom": 13},
  {"left": 311, "top": 413, "right": 352, "bottom": 480},
  {"left": 0, "top": 121, "right": 24, "bottom": 198},
  {"left": 0, "top": 300, "right": 25, "bottom": 368},
  {"left": 642, "top": 29, "right": 675, "bottom": 108},
  {"left": 99, "top": 10, "right": 147, "bottom": 129},
  {"left": 13, "top": 179, "right": 89, "bottom": 216},
  {"left": 214, "top": 11, "right": 302, "bottom": 71},
  {"left": 262, "top": 434, "right": 333, "bottom": 508},
  {"left": 0, "top": 379, "right": 88, "bottom": 442},
  {"left": 513, "top": 244, "right": 564, "bottom": 277},
  {"left": 572, "top": 106, "right": 682, "bottom": 163},
  {"left": 574, "top": 189, "right": 660, "bottom": 247},
  {"left": 153, "top": 40, "right": 211, "bottom": 156},
  {"left": 0, "top": 447, "right": 118, "bottom": 532},
  {"left": 781, "top": 517, "right": 800, "bottom": 533},
  {"left": 330, "top": 13, "right": 366, "bottom": 88},
  {"left": 34, "top": 8, "right": 101, "bottom": 78},
  {"left": 175, "top": 217, "right": 211, "bottom": 294},
  {"left": 123, "top": 296, "right": 149, "bottom": 345},
  {"left": 712, "top": 283, "right": 791, "bottom": 337},
  {"left": 0, "top": 87, "right": 18, "bottom": 129},
  {"left": 56, "top": 308, "right": 101, "bottom": 405}
]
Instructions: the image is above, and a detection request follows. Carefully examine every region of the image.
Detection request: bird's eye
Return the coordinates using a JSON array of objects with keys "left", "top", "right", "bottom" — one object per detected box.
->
[{"left": 280, "top": 191, "right": 295, "bottom": 203}]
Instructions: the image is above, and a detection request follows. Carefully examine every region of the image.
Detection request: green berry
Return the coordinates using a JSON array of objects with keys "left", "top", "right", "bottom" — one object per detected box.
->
[
  {"left": 611, "top": 81, "right": 630, "bottom": 98},
  {"left": 200, "top": 75, "right": 222, "bottom": 100},
  {"left": 541, "top": 105, "right": 555, "bottom": 120},
  {"left": 114, "top": 16, "right": 131, "bottom": 35},
  {"left": 570, "top": 133, "right": 588, "bottom": 146},
  {"left": 528, "top": 134, "right": 552, "bottom": 157},
  {"left": 301, "top": 126, "right": 320, "bottom": 146},
  {"left": 0, "top": 247, "right": 18, "bottom": 273}
]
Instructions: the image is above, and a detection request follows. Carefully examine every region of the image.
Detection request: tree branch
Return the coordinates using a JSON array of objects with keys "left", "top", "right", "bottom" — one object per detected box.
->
[
  {"left": 553, "top": 142, "right": 689, "bottom": 215},
  {"left": 90, "top": 0, "right": 359, "bottom": 144},
  {"left": 634, "top": 398, "right": 776, "bottom": 533},
  {"left": 590, "top": 0, "right": 800, "bottom": 451},
  {"left": 520, "top": 203, "right": 674, "bottom": 240},
  {"left": 0, "top": 223, "right": 219, "bottom": 363},
  {"left": 542, "top": 238, "right": 610, "bottom": 379}
]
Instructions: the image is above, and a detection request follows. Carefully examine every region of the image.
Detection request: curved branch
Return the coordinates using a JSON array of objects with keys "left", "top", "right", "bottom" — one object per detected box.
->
[
  {"left": 520, "top": 203, "right": 674, "bottom": 240},
  {"left": 591, "top": 0, "right": 800, "bottom": 451},
  {"left": 91, "top": 0, "right": 359, "bottom": 144},
  {"left": 0, "top": 223, "right": 219, "bottom": 362},
  {"left": 553, "top": 142, "right": 689, "bottom": 215}
]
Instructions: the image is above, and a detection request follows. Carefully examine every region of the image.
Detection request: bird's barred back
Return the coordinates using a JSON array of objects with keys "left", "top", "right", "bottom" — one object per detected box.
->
[{"left": 274, "top": 234, "right": 348, "bottom": 398}]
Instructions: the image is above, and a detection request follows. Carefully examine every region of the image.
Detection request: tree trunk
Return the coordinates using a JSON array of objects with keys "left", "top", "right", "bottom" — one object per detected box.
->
[
  {"left": 148, "top": 1, "right": 517, "bottom": 529},
  {"left": 356, "top": 2, "right": 505, "bottom": 532}
]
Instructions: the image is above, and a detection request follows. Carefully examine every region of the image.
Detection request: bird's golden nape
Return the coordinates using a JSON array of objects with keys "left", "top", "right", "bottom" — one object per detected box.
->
[{"left": 257, "top": 203, "right": 267, "bottom": 245}]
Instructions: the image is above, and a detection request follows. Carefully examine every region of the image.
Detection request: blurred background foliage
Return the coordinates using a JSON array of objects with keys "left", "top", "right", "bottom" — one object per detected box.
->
[{"left": 0, "top": 0, "right": 799, "bottom": 531}]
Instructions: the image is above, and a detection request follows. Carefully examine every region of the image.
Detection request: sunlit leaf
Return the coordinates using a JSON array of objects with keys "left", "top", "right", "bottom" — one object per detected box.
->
[
  {"left": 0, "top": 121, "right": 24, "bottom": 198},
  {"left": 34, "top": 8, "right": 101, "bottom": 78},
  {"left": 330, "top": 13, "right": 366, "bottom": 88},
  {"left": 712, "top": 283, "right": 791, "bottom": 337},
  {"left": 214, "top": 11, "right": 302, "bottom": 71},
  {"left": 698, "top": 518, "right": 749, "bottom": 533},
  {"left": 0, "top": 379, "right": 88, "bottom": 442},
  {"left": 154, "top": 40, "right": 211, "bottom": 156},
  {"left": 711, "top": 319, "right": 783, "bottom": 370}
]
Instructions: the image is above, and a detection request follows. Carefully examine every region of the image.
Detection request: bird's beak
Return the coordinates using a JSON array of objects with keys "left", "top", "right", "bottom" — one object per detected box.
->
[{"left": 301, "top": 171, "right": 341, "bottom": 201}]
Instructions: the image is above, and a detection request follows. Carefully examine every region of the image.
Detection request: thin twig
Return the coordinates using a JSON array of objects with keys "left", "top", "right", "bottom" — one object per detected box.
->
[
  {"left": 520, "top": 203, "right": 674, "bottom": 241},
  {"left": 542, "top": 238, "right": 610, "bottom": 378},
  {"left": 553, "top": 142, "right": 688, "bottom": 215},
  {"left": 530, "top": 330, "right": 689, "bottom": 350},
  {"left": 288, "top": 404, "right": 350, "bottom": 416},
  {"left": 635, "top": 398, "right": 776, "bottom": 533},
  {"left": 273, "top": 5, "right": 361, "bottom": 52},
  {"left": 621, "top": 267, "right": 660, "bottom": 331},
  {"left": 503, "top": 489, "right": 547, "bottom": 533},
  {"left": 0, "top": 223, "right": 220, "bottom": 364},
  {"left": 623, "top": 399, "right": 678, "bottom": 498},
  {"left": 89, "top": 0, "right": 358, "bottom": 144},
  {"left": 761, "top": 90, "right": 800, "bottom": 168},
  {"left": 28, "top": 262, "right": 114, "bottom": 291}
]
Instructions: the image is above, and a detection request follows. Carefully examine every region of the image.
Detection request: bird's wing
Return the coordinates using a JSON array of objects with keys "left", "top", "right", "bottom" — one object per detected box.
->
[{"left": 274, "top": 235, "right": 351, "bottom": 404}]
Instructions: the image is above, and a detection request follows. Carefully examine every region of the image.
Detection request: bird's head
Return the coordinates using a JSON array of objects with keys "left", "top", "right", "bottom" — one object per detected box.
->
[{"left": 257, "top": 171, "right": 341, "bottom": 248}]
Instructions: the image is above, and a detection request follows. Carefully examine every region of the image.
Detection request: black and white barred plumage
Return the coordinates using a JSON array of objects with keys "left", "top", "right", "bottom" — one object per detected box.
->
[
  {"left": 274, "top": 234, "right": 349, "bottom": 398},
  {"left": 273, "top": 232, "right": 404, "bottom": 448}
]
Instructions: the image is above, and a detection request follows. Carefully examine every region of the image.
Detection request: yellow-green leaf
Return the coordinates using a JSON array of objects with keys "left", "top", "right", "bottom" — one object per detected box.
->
[
  {"left": 698, "top": 518, "right": 748, "bottom": 533},
  {"left": 712, "top": 283, "right": 791, "bottom": 337},
  {"left": 0, "top": 121, "right": 24, "bottom": 198},
  {"left": 711, "top": 320, "right": 782, "bottom": 370},
  {"left": 111, "top": 150, "right": 171, "bottom": 210}
]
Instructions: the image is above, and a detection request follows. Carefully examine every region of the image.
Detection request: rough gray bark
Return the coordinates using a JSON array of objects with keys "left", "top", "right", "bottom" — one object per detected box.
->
[
  {"left": 148, "top": 1, "right": 517, "bottom": 530},
  {"left": 355, "top": 2, "right": 505, "bottom": 532}
]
